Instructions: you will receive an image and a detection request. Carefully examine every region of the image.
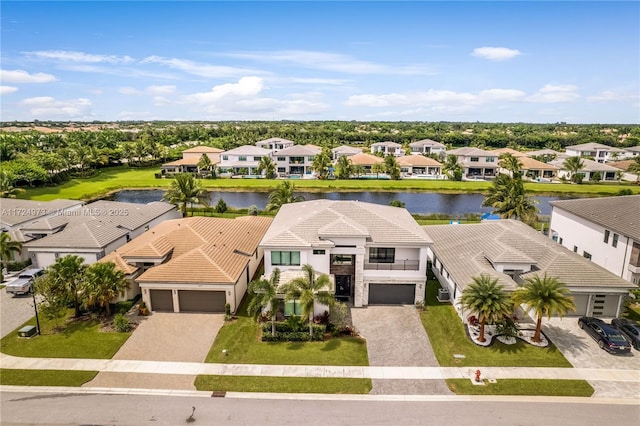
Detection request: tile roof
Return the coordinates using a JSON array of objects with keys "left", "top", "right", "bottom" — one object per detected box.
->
[
  {"left": 607, "top": 159, "right": 635, "bottom": 171},
  {"left": 565, "top": 142, "right": 625, "bottom": 152},
  {"left": 423, "top": 220, "right": 634, "bottom": 292},
  {"left": 396, "top": 155, "right": 442, "bottom": 167},
  {"left": 161, "top": 158, "right": 199, "bottom": 167},
  {"left": 625, "top": 146, "right": 640, "bottom": 153},
  {"left": 518, "top": 156, "right": 559, "bottom": 171},
  {"left": 410, "top": 139, "right": 446, "bottom": 148},
  {"left": 447, "top": 147, "right": 493, "bottom": 157},
  {"left": 549, "top": 195, "right": 640, "bottom": 241},
  {"left": 261, "top": 200, "right": 431, "bottom": 248},
  {"left": 371, "top": 141, "right": 402, "bottom": 148},
  {"left": 549, "top": 157, "right": 622, "bottom": 172},
  {"left": 255, "top": 137, "right": 295, "bottom": 145},
  {"left": 490, "top": 148, "right": 527, "bottom": 157},
  {"left": 332, "top": 145, "right": 363, "bottom": 154},
  {"left": 182, "top": 146, "right": 223, "bottom": 153},
  {"left": 525, "top": 149, "right": 564, "bottom": 157},
  {"left": 222, "top": 145, "right": 272, "bottom": 156},
  {"left": 275, "top": 145, "right": 321, "bottom": 156},
  {"left": 1, "top": 199, "right": 83, "bottom": 227},
  {"left": 348, "top": 153, "right": 384, "bottom": 166}
]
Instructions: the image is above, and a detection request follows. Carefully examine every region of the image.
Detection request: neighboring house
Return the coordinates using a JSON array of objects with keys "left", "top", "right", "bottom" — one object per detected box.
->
[
  {"left": 25, "top": 201, "right": 180, "bottom": 269},
  {"left": 332, "top": 145, "right": 362, "bottom": 161},
  {"left": 259, "top": 200, "right": 431, "bottom": 309},
  {"left": 490, "top": 148, "right": 527, "bottom": 158},
  {"left": 549, "top": 157, "right": 620, "bottom": 181},
  {"left": 409, "top": 139, "right": 446, "bottom": 156},
  {"left": 396, "top": 155, "right": 442, "bottom": 177},
  {"left": 424, "top": 220, "right": 635, "bottom": 320},
  {"left": 103, "top": 216, "right": 272, "bottom": 313},
  {"left": 218, "top": 145, "right": 272, "bottom": 176},
  {"left": 514, "top": 157, "right": 559, "bottom": 181},
  {"left": 447, "top": 147, "right": 499, "bottom": 179},
  {"left": 161, "top": 146, "right": 223, "bottom": 174},
  {"left": 624, "top": 146, "right": 640, "bottom": 158},
  {"left": 525, "top": 149, "right": 566, "bottom": 161},
  {"left": 273, "top": 145, "right": 321, "bottom": 176},
  {"left": 370, "top": 141, "right": 405, "bottom": 157},
  {"left": 255, "top": 137, "right": 295, "bottom": 153},
  {"left": 549, "top": 195, "right": 640, "bottom": 285},
  {"left": 607, "top": 160, "right": 640, "bottom": 182},
  {"left": 347, "top": 152, "right": 384, "bottom": 174},
  {"left": 564, "top": 142, "right": 626, "bottom": 163}
]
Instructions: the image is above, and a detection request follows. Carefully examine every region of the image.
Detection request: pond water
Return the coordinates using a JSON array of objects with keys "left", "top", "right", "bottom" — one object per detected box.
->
[{"left": 110, "top": 189, "right": 572, "bottom": 216}]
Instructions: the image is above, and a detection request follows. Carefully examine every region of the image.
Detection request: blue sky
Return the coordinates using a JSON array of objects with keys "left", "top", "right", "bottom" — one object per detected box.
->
[{"left": 1, "top": 1, "right": 638, "bottom": 123}]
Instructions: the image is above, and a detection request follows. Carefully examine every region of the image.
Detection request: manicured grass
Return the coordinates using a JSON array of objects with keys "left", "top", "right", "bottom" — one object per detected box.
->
[
  {"left": 0, "top": 311, "right": 131, "bottom": 359},
  {"left": 205, "top": 297, "right": 369, "bottom": 365},
  {"left": 446, "top": 379, "right": 594, "bottom": 397},
  {"left": 20, "top": 165, "right": 640, "bottom": 201},
  {"left": 194, "top": 375, "right": 372, "bottom": 394},
  {"left": 420, "top": 280, "right": 572, "bottom": 367},
  {"left": 0, "top": 369, "right": 98, "bottom": 387}
]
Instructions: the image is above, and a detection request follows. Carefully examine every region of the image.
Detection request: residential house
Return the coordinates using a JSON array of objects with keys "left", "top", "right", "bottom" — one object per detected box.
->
[
  {"left": 549, "top": 157, "right": 620, "bottom": 181},
  {"left": 259, "top": 200, "right": 431, "bottom": 310},
  {"left": 447, "top": 147, "right": 498, "bottom": 179},
  {"left": 565, "top": 142, "right": 626, "bottom": 163},
  {"left": 160, "top": 146, "right": 223, "bottom": 174},
  {"left": 25, "top": 200, "right": 180, "bottom": 269},
  {"left": 409, "top": 139, "right": 446, "bottom": 157},
  {"left": 424, "top": 220, "right": 634, "bottom": 320},
  {"left": 607, "top": 160, "right": 639, "bottom": 182},
  {"left": 218, "top": 145, "right": 272, "bottom": 176},
  {"left": 347, "top": 152, "right": 384, "bottom": 174},
  {"left": 525, "top": 149, "right": 566, "bottom": 162},
  {"left": 255, "top": 137, "right": 295, "bottom": 153},
  {"left": 103, "top": 216, "right": 272, "bottom": 312},
  {"left": 370, "top": 141, "right": 405, "bottom": 157},
  {"left": 549, "top": 195, "right": 640, "bottom": 285},
  {"left": 273, "top": 145, "right": 321, "bottom": 177},
  {"left": 489, "top": 148, "right": 527, "bottom": 158},
  {"left": 624, "top": 146, "right": 640, "bottom": 158},
  {"left": 513, "top": 157, "right": 559, "bottom": 181},
  {"left": 332, "top": 145, "right": 362, "bottom": 161},
  {"left": 396, "top": 155, "right": 443, "bottom": 178}
]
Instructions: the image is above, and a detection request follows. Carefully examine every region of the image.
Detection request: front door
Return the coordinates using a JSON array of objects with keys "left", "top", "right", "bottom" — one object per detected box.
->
[{"left": 335, "top": 275, "right": 352, "bottom": 301}]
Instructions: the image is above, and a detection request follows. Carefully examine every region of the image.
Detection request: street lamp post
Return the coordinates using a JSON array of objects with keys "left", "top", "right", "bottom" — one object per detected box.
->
[{"left": 30, "top": 287, "right": 41, "bottom": 335}]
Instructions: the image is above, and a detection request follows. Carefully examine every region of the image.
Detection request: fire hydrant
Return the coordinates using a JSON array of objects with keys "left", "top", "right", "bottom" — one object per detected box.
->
[{"left": 475, "top": 369, "right": 481, "bottom": 382}]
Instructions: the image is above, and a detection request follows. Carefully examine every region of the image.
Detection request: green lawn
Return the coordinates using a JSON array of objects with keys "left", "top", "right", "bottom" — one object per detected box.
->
[
  {"left": 20, "top": 165, "right": 640, "bottom": 201},
  {"left": 0, "top": 369, "right": 98, "bottom": 387},
  {"left": 625, "top": 304, "right": 640, "bottom": 322},
  {"left": 194, "top": 375, "right": 372, "bottom": 394},
  {"left": 420, "top": 281, "right": 572, "bottom": 367},
  {"left": 446, "top": 379, "right": 594, "bottom": 397},
  {"left": 205, "top": 297, "right": 369, "bottom": 365},
  {"left": 0, "top": 311, "right": 131, "bottom": 359}
]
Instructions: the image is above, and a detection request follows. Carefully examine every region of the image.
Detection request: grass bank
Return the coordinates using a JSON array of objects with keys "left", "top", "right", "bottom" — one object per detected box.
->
[
  {"left": 194, "top": 375, "right": 372, "bottom": 394},
  {"left": 0, "top": 369, "right": 98, "bottom": 387},
  {"left": 446, "top": 379, "right": 594, "bottom": 396}
]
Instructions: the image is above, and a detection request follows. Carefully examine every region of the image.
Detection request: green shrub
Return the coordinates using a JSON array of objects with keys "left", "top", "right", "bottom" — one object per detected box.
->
[
  {"left": 261, "top": 321, "right": 326, "bottom": 341},
  {"left": 113, "top": 313, "right": 130, "bottom": 332},
  {"left": 215, "top": 199, "right": 228, "bottom": 213},
  {"left": 7, "top": 259, "right": 33, "bottom": 272}
]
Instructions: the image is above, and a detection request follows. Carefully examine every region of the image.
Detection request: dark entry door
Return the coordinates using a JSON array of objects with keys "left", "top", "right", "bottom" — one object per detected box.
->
[{"left": 335, "top": 275, "right": 352, "bottom": 301}]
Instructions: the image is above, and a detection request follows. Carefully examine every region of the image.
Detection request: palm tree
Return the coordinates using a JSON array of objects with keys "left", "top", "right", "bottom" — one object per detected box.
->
[
  {"left": 265, "top": 181, "right": 305, "bottom": 212},
  {"left": 511, "top": 274, "right": 575, "bottom": 343},
  {"left": 0, "top": 171, "right": 24, "bottom": 198},
  {"left": 47, "top": 255, "right": 87, "bottom": 318},
  {"left": 499, "top": 153, "right": 522, "bottom": 177},
  {"left": 459, "top": 274, "right": 512, "bottom": 343},
  {"left": 335, "top": 155, "right": 353, "bottom": 179},
  {"left": 163, "top": 173, "right": 209, "bottom": 216},
  {"left": 563, "top": 156, "right": 585, "bottom": 183},
  {"left": 197, "top": 153, "right": 212, "bottom": 176},
  {"left": 247, "top": 268, "right": 281, "bottom": 337},
  {"left": 0, "top": 232, "right": 22, "bottom": 282},
  {"left": 281, "top": 264, "right": 334, "bottom": 336},
  {"left": 311, "top": 149, "right": 332, "bottom": 179},
  {"left": 384, "top": 154, "right": 401, "bottom": 180},
  {"left": 627, "top": 156, "right": 640, "bottom": 184},
  {"left": 83, "top": 262, "right": 127, "bottom": 316},
  {"left": 371, "top": 162, "right": 386, "bottom": 179},
  {"left": 482, "top": 174, "right": 539, "bottom": 225},
  {"left": 442, "top": 154, "right": 463, "bottom": 181},
  {"left": 256, "top": 156, "right": 276, "bottom": 179}
]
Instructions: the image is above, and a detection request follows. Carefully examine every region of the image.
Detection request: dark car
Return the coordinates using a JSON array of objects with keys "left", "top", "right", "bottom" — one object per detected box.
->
[
  {"left": 611, "top": 318, "right": 640, "bottom": 350},
  {"left": 578, "top": 316, "right": 631, "bottom": 354}
]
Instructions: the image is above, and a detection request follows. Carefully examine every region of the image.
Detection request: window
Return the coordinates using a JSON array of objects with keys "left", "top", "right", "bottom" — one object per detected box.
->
[
  {"left": 239, "top": 156, "right": 247, "bottom": 161},
  {"left": 284, "top": 300, "right": 303, "bottom": 317},
  {"left": 313, "top": 249, "right": 325, "bottom": 255},
  {"left": 332, "top": 255, "right": 353, "bottom": 265},
  {"left": 486, "top": 157, "right": 495, "bottom": 163},
  {"left": 277, "top": 156, "right": 286, "bottom": 162},
  {"left": 558, "top": 237, "right": 563, "bottom": 245},
  {"left": 583, "top": 251, "right": 592, "bottom": 260},
  {"left": 470, "top": 157, "right": 479, "bottom": 162},
  {"left": 369, "top": 247, "right": 395, "bottom": 263},
  {"left": 271, "top": 251, "right": 300, "bottom": 266},
  {"left": 604, "top": 230, "right": 610, "bottom": 243},
  {"left": 308, "top": 156, "right": 315, "bottom": 162},
  {"left": 612, "top": 233, "right": 619, "bottom": 248},
  {"left": 573, "top": 246, "right": 578, "bottom": 253},
  {"left": 222, "top": 155, "right": 228, "bottom": 161},
  {"left": 253, "top": 156, "right": 262, "bottom": 162},
  {"left": 277, "top": 167, "right": 286, "bottom": 173}
]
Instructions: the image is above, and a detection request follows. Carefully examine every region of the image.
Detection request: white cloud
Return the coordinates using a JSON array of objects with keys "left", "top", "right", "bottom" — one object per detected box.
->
[
  {"left": 0, "top": 69, "right": 56, "bottom": 83},
  {"left": 21, "top": 96, "right": 93, "bottom": 118},
  {"left": 478, "top": 89, "right": 527, "bottom": 102},
  {"left": 527, "top": 84, "right": 580, "bottom": 103},
  {"left": 0, "top": 86, "right": 18, "bottom": 95},
  {"left": 184, "top": 76, "right": 264, "bottom": 104},
  {"left": 141, "top": 56, "right": 264, "bottom": 78},
  {"left": 147, "top": 85, "right": 176, "bottom": 95},
  {"left": 24, "top": 50, "right": 134, "bottom": 63},
  {"left": 153, "top": 96, "right": 171, "bottom": 106},
  {"left": 472, "top": 47, "right": 522, "bottom": 61},
  {"left": 119, "top": 87, "right": 142, "bottom": 95},
  {"left": 587, "top": 89, "right": 640, "bottom": 102}
]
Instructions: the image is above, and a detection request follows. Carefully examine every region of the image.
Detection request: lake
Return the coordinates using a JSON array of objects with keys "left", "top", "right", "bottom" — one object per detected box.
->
[{"left": 110, "top": 189, "right": 572, "bottom": 216}]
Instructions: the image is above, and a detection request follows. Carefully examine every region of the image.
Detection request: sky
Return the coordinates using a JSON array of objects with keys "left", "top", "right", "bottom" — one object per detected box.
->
[{"left": 1, "top": 1, "right": 639, "bottom": 124}]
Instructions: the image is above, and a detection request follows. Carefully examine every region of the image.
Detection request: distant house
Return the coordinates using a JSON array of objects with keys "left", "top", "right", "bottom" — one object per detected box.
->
[
  {"left": 409, "top": 139, "right": 446, "bottom": 156},
  {"left": 424, "top": 220, "right": 634, "bottom": 320},
  {"left": 549, "top": 195, "right": 640, "bottom": 285},
  {"left": 396, "top": 155, "right": 442, "bottom": 177},
  {"left": 623, "top": 146, "right": 640, "bottom": 158},
  {"left": 565, "top": 142, "right": 626, "bottom": 163},
  {"left": 549, "top": 157, "right": 620, "bottom": 181},
  {"left": 513, "top": 156, "right": 559, "bottom": 180},
  {"left": 255, "top": 137, "right": 295, "bottom": 153},
  {"left": 370, "top": 141, "right": 405, "bottom": 157},
  {"left": 607, "top": 160, "right": 639, "bottom": 182},
  {"left": 25, "top": 201, "right": 180, "bottom": 269},
  {"left": 273, "top": 145, "right": 321, "bottom": 177},
  {"left": 347, "top": 152, "right": 384, "bottom": 174},
  {"left": 489, "top": 147, "right": 527, "bottom": 158},
  {"left": 218, "top": 145, "right": 271, "bottom": 176},
  {"left": 332, "top": 145, "right": 362, "bottom": 161},
  {"left": 161, "top": 146, "right": 223, "bottom": 174},
  {"left": 103, "top": 216, "right": 272, "bottom": 312},
  {"left": 447, "top": 147, "right": 498, "bottom": 179}
]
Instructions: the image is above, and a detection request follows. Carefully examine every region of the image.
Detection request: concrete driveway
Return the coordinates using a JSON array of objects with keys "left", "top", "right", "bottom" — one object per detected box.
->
[
  {"left": 1, "top": 279, "right": 38, "bottom": 338},
  {"left": 85, "top": 312, "right": 224, "bottom": 390},
  {"left": 351, "top": 305, "right": 451, "bottom": 395},
  {"left": 543, "top": 317, "right": 640, "bottom": 398}
]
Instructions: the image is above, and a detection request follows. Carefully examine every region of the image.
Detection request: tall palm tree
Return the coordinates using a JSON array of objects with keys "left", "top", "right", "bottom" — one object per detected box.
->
[
  {"left": 371, "top": 162, "right": 386, "bottom": 178},
  {"left": 311, "top": 149, "right": 332, "bottom": 179},
  {"left": 442, "top": 154, "right": 463, "bottom": 181},
  {"left": 384, "top": 154, "right": 401, "bottom": 180},
  {"left": 83, "top": 262, "right": 127, "bottom": 316},
  {"left": 0, "top": 232, "right": 22, "bottom": 282},
  {"left": 499, "top": 153, "right": 522, "bottom": 177},
  {"left": 459, "top": 274, "right": 512, "bottom": 343},
  {"left": 163, "top": 173, "right": 209, "bottom": 216},
  {"left": 0, "top": 171, "right": 24, "bottom": 198},
  {"left": 197, "top": 153, "right": 212, "bottom": 176},
  {"left": 47, "top": 255, "right": 87, "bottom": 318},
  {"left": 335, "top": 155, "right": 353, "bottom": 179},
  {"left": 281, "top": 264, "right": 334, "bottom": 336},
  {"left": 265, "top": 181, "right": 305, "bottom": 212},
  {"left": 247, "top": 268, "right": 281, "bottom": 337},
  {"left": 511, "top": 274, "right": 575, "bottom": 343},
  {"left": 482, "top": 174, "right": 539, "bottom": 225},
  {"left": 256, "top": 156, "right": 276, "bottom": 179},
  {"left": 563, "top": 156, "right": 585, "bottom": 183}
]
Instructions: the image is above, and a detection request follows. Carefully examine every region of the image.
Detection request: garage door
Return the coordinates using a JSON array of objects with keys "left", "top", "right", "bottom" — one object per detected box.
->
[
  {"left": 368, "top": 283, "right": 415, "bottom": 305},
  {"left": 150, "top": 289, "right": 174, "bottom": 312},
  {"left": 178, "top": 290, "right": 226, "bottom": 313}
]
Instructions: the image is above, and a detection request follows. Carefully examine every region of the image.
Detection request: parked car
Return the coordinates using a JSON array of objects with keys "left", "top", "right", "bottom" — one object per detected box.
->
[
  {"left": 611, "top": 318, "right": 640, "bottom": 350},
  {"left": 578, "top": 316, "right": 632, "bottom": 354},
  {"left": 5, "top": 268, "right": 44, "bottom": 296}
]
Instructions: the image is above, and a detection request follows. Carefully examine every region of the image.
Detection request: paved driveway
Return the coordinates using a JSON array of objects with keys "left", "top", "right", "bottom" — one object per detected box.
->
[
  {"left": 1, "top": 279, "right": 38, "bottom": 338},
  {"left": 85, "top": 312, "right": 224, "bottom": 390},
  {"left": 351, "top": 305, "right": 451, "bottom": 395},
  {"left": 543, "top": 317, "right": 640, "bottom": 399}
]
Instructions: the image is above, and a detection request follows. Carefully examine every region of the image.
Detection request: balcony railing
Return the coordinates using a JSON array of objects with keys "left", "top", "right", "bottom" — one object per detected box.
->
[{"left": 364, "top": 260, "right": 420, "bottom": 271}]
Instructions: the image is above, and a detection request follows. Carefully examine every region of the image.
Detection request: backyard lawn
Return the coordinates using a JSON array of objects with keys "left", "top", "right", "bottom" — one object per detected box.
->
[
  {"left": 0, "top": 369, "right": 98, "bottom": 387},
  {"left": 195, "top": 375, "right": 372, "bottom": 394},
  {"left": 446, "top": 379, "right": 594, "bottom": 397}
]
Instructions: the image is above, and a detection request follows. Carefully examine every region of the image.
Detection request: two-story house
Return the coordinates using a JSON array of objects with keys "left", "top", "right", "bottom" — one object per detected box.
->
[
  {"left": 370, "top": 141, "right": 405, "bottom": 157},
  {"left": 259, "top": 200, "right": 431, "bottom": 311},
  {"left": 549, "top": 195, "right": 640, "bottom": 285},
  {"left": 273, "top": 145, "right": 321, "bottom": 177},
  {"left": 332, "top": 145, "right": 362, "bottom": 161},
  {"left": 255, "top": 137, "right": 295, "bottom": 153},
  {"left": 218, "top": 145, "right": 271, "bottom": 176},
  {"left": 409, "top": 139, "right": 446, "bottom": 157},
  {"left": 565, "top": 142, "right": 627, "bottom": 163},
  {"left": 447, "top": 147, "right": 498, "bottom": 179}
]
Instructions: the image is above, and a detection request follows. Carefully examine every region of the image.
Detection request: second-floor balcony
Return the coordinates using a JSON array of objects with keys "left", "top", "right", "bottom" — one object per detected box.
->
[{"left": 364, "top": 260, "right": 420, "bottom": 271}]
